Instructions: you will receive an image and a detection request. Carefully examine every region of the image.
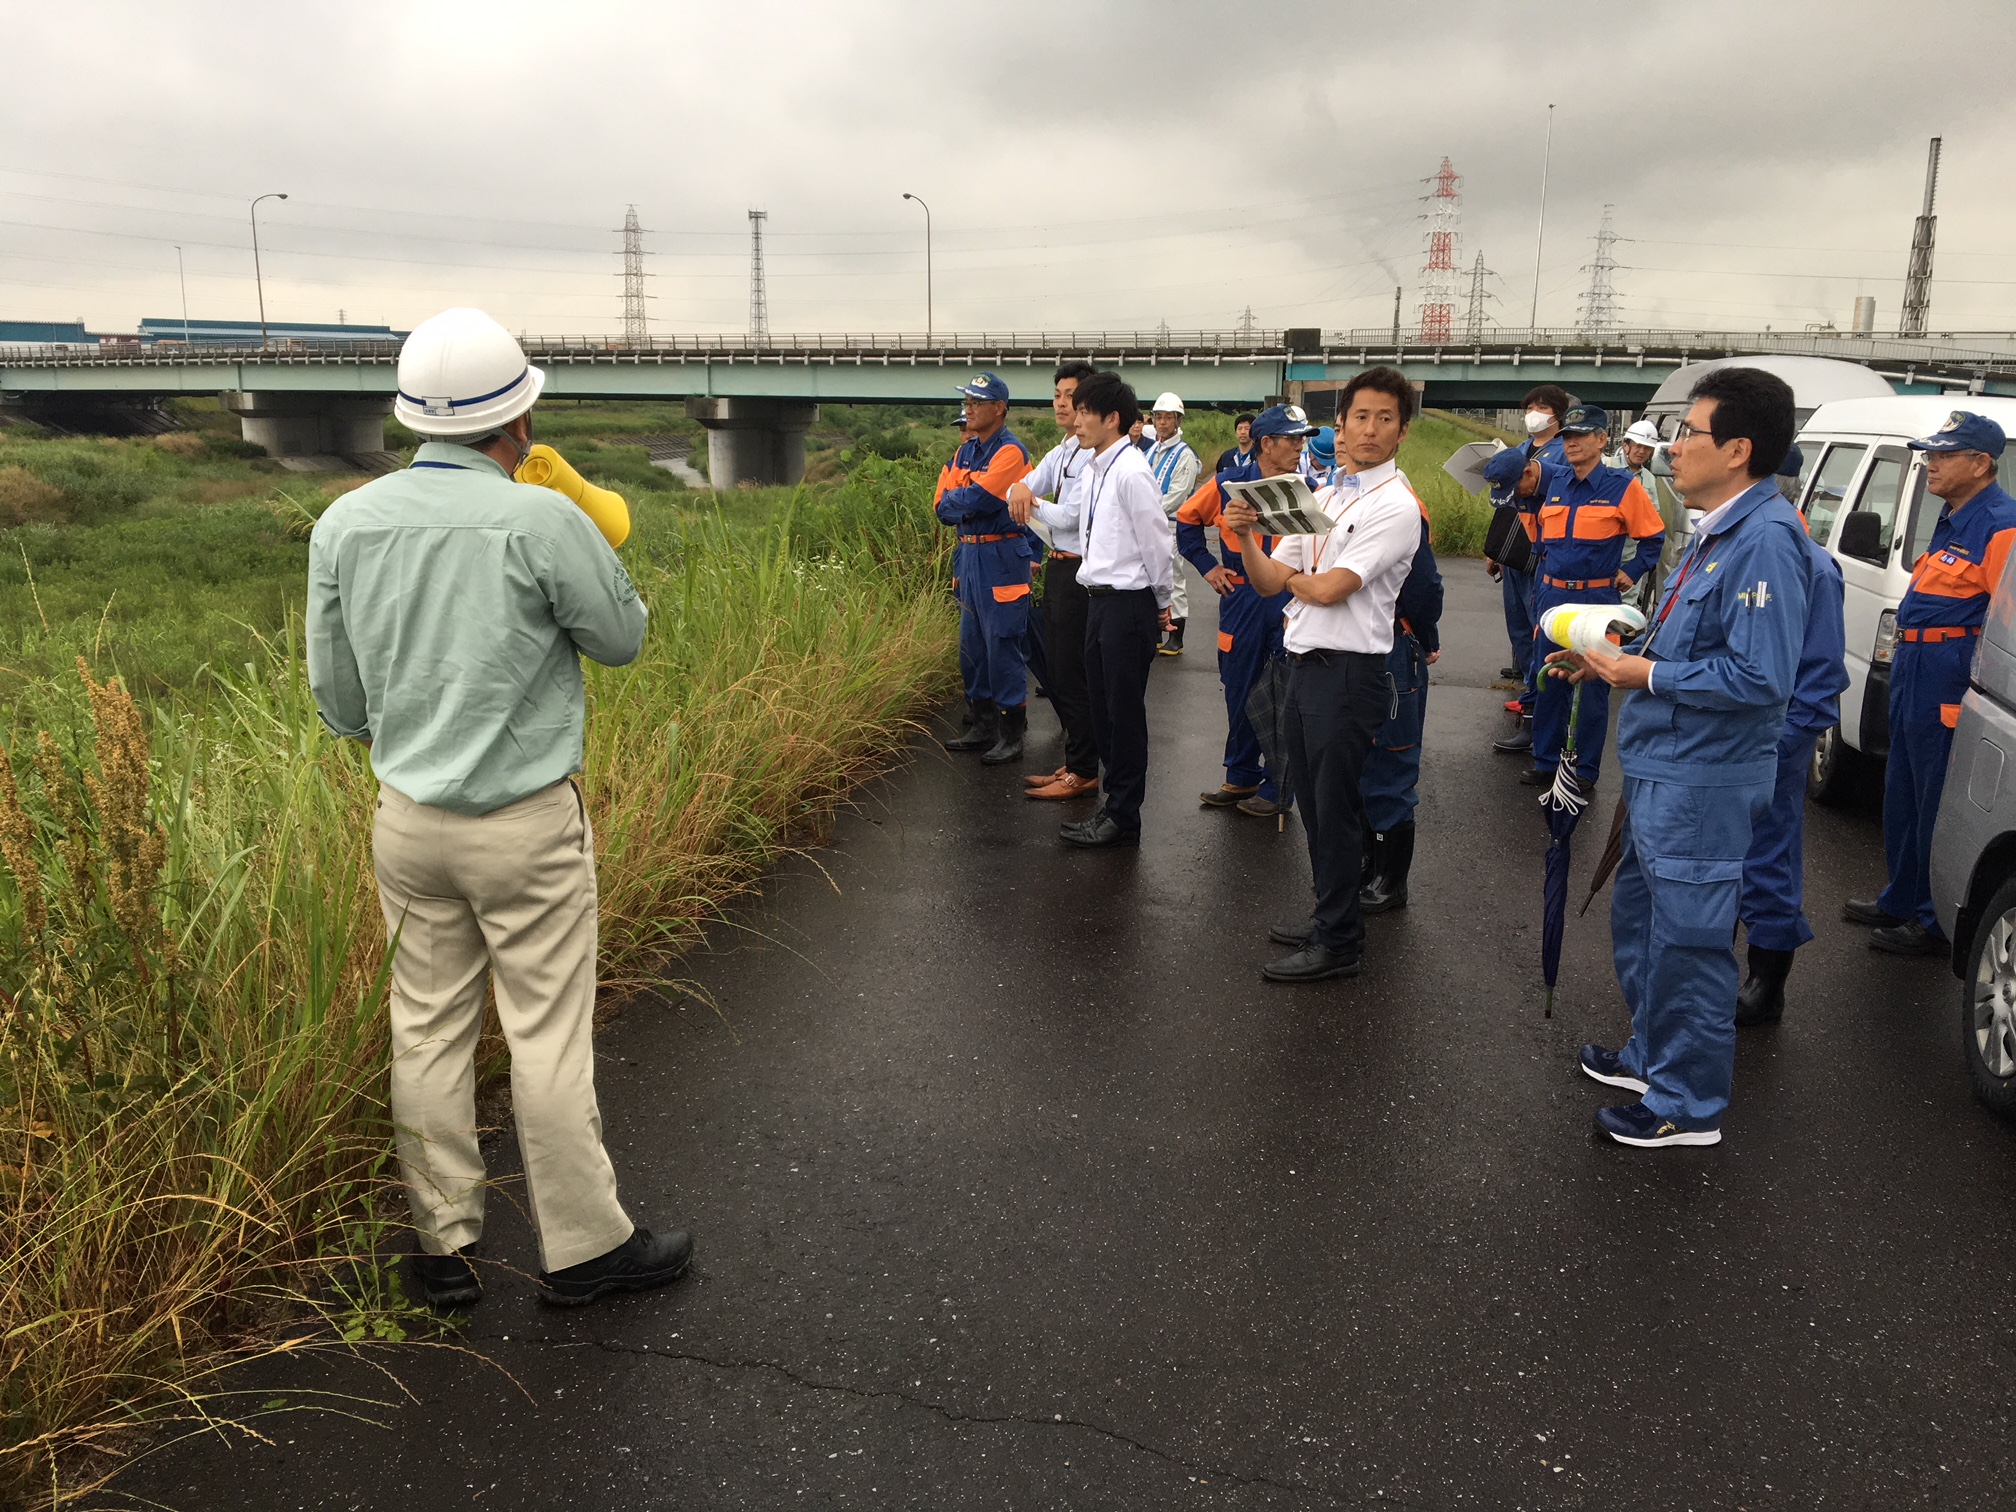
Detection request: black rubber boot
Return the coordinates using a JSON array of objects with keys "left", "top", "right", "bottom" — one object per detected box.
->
[
  {"left": 981, "top": 704, "right": 1027, "bottom": 766},
  {"left": 943, "top": 701, "right": 998, "bottom": 753},
  {"left": 1360, "top": 816, "right": 1378, "bottom": 885},
  {"left": 1159, "top": 620, "right": 1186, "bottom": 656},
  {"left": 1735, "top": 944, "right": 1795, "bottom": 1027},
  {"left": 1359, "top": 821, "right": 1415, "bottom": 914}
]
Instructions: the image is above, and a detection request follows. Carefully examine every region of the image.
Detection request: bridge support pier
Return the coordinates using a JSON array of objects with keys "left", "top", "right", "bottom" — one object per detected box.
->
[
  {"left": 223, "top": 391, "right": 394, "bottom": 469},
  {"left": 685, "top": 397, "right": 817, "bottom": 488}
]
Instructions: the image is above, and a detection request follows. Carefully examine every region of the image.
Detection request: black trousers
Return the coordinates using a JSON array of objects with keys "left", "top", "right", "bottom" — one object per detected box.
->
[
  {"left": 1084, "top": 588, "right": 1160, "bottom": 833},
  {"left": 1285, "top": 651, "right": 1393, "bottom": 954},
  {"left": 1042, "top": 556, "right": 1098, "bottom": 779}
]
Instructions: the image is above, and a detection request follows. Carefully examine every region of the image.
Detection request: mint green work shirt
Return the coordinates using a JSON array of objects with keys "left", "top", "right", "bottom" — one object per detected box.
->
[{"left": 307, "top": 443, "right": 648, "bottom": 815}]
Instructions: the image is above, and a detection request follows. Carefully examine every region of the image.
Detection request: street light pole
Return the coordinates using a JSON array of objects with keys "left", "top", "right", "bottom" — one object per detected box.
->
[
  {"left": 249, "top": 192, "right": 288, "bottom": 348},
  {"left": 175, "top": 245, "right": 190, "bottom": 344},
  {"left": 902, "top": 192, "right": 932, "bottom": 344},
  {"left": 1528, "top": 105, "right": 1554, "bottom": 333}
]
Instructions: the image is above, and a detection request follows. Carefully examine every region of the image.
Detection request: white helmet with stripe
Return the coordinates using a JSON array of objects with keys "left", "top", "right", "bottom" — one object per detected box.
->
[{"left": 394, "top": 307, "right": 546, "bottom": 437}]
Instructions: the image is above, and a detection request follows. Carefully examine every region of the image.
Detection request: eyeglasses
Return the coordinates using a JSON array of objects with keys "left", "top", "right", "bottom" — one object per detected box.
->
[{"left": 1672, "top": 420, "right": 1722, "bottom": 446}]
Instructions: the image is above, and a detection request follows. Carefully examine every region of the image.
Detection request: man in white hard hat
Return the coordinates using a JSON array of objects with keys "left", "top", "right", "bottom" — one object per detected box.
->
[
  {"left": 1618, "top": 417, "right": 1689, "bottom": 606},
  {"left": 307, "top": 307, "right": 692, "bottom": 1310},
  {"left": 1144, "top": 391, "right": 1199, "bottom": 654}
]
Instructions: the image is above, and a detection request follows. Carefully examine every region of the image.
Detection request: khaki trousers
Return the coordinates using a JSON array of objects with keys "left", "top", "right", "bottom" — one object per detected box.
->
[{"left": 372, "top": 779, "right": 631, "bottom": 1273}]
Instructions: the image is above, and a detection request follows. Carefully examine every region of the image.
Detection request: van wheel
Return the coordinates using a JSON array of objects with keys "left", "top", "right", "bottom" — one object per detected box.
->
[
  {"left": 1963, "top": 876, "right": 2016, "bottom": 1120},
  {"left": 1807, "top": 724, "right": 1857, "bottom": 806}
]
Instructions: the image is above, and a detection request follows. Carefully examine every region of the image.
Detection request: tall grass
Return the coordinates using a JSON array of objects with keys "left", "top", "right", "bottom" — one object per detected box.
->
[{"left": 0, "top": 455, "right": 956, "bottom": 1506}]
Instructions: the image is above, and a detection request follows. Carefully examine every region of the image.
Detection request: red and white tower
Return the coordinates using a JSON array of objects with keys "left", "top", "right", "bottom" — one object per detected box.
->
[{"left": 1417, "top": 157, "right": 1461, "bottom": 344}]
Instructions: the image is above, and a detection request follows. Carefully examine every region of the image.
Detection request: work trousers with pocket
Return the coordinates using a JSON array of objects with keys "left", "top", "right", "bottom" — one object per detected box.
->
[
  {"left": 1042, "top": 555, "right": 1099, "bottom": 779},
  {"left": 373, "top": 779, "right": 633, "bottom": 1274},
  {"left": 1502, "top": 563, "right": 1538, "bottom": 709},
  {"left": 1285, "top": 650, "right": 1392, "bottom": 955},
  {"left": 1878, "top": 639, "right": 1969, "bottom": 935},
  {"left": 1740, "top": 725, "right": 1821, "bottom": 952},
  {"left": 1362, "top": 634, "right": 1428, "bottom": 833},
  {"left": 1614, "top": 773, "right": 1773, "bottom": 1126},
  {"left": 954, "top": 538, "right": 1033, "bottom": 711},
  {"left": 1084, "top": 587, "right": 1160, "bottom": 833}
]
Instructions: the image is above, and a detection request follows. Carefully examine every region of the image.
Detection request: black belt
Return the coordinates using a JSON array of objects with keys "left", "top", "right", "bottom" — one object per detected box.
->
[
  {"left": 1286, "top": 648, "right": 1384, "bottom": 665},
  {"left": 1084, "top": 583, "right": 1153, "bottom": 598}
]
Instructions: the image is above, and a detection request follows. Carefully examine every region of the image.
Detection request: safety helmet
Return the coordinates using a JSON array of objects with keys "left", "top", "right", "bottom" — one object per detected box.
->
[
  {"left": 1622, "top": 419, "right": 1663, "bottom": 449},
  {"left": 1150, "top": 391, "right": 1185, "bottom": 415},
  {"left": 394, "top": 307, "right": 546, "bottom": 437}
]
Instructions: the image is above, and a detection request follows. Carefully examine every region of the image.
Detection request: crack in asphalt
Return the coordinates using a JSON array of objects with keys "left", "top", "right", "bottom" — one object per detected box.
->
[{"left": 517, "top": 1333, "right": 1351, "bottom": 1503}]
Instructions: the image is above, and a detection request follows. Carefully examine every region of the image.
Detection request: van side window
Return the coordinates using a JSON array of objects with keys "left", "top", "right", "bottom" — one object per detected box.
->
[
  {"left": 1842, "top": 449, "right": 1908, "bottom": 564},
  {"left": 1903, "top": 461, "right": 1940, "bottom": 567},
  {"left": 1805, "top": 443, "right": 1866, "bottom": 546}
]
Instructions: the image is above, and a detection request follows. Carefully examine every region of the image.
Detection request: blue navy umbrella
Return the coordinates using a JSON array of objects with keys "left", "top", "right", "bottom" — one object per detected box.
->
[{"left": 1538, "top": 678, "right": 1592, "bottom": 1019}]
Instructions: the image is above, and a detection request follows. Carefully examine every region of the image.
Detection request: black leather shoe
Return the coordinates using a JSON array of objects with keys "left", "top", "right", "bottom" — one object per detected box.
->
[
  {"left": 1843, "top": 898, "right": 1905, "bottom": 927},
  {"left": 1869, "top": 921, "right": 1944, "bottom": 957},
  {"left": 1060, "top": 813, "right": 1139, "bottom": 849},
  {"left": 1517, "top": 766, "right": 1556, "bottom": 787},
  {"left": 538, "top": 1226, "right": 693, "bottom": 1307},
  {"left": 1499, "top": 666, "right": 1518, "bottom": 679},
  {"left": 1493, "top": 717, "right": 1534, "bottom": 754},
  {"left": 1269, "top": 919, "right": 1316, "bottom": 948},
  {"left": 1735, "top": 944, "right": 1794, "bottom": 1027},
  {"left": 409, "top": 1250, "right": 482, "bottom": 1311},
  {"left": 1262, "top": 944, "right": 1361, "bottom": 983}
]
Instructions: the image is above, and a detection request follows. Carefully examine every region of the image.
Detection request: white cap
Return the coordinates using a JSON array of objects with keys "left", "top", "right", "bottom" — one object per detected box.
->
[
  {"left": 1623, "top": 419, "right": 1662, "bottom": 449},
  {"left": 395, "top": 307, "right": 546, "bottom": 437},
  {"left": 1150, "top": 391, "right": 1185, "bottom": 415}
]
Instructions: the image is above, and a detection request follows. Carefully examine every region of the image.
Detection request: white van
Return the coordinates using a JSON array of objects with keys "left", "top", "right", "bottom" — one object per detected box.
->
[
  {"left": 1790, "top": 394, "right": 2016, "bottom": 801},
  {"left": 1641, "top": 353, "right": 1894, "bottom": 437}
]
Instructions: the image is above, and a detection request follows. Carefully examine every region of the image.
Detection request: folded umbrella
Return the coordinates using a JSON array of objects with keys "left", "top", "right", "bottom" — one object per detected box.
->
[{"left": 1242, "top": 654, "right": 1296, "bottom": 815}]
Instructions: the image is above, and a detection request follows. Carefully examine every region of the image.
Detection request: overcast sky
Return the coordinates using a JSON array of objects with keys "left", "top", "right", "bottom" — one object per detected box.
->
[{"left": 5, "top": 0, "right": 2014, "bottom": 340}]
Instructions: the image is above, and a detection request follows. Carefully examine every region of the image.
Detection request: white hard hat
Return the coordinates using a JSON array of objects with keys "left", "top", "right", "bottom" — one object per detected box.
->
[
  {"left": 1623, "top": 419, "right": 1663, "bottom": 449},
  {"left": 394, "top": 307, "right": 546, "bottom": 437},
  {"left": 1151, "top": 391, "right": 1185, "bottom": 415}
]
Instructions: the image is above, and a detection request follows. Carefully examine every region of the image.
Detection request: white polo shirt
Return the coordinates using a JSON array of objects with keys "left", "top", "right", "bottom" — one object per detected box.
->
[
  {"left": 1269, "top": 459, "right": 1424, "bottom": 656},
  {"left": 1079, "top": 438, "right": 1176, "bottom": 608}
]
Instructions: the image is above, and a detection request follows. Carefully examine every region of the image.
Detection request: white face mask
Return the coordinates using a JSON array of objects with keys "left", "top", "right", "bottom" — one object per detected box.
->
[{"left": 1524, "top": 410, "right": 1553, "bottom": 436}]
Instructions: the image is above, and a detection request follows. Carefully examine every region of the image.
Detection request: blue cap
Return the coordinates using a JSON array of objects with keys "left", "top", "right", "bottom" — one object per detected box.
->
[
  {"left": 1250, "top": 403, "right": 1316, "bottom": 440},
  {"left": 1308, "top": 427, "right": 1336, "bottom": 465},
  {"left": 954, "top": 371, "right": 1010, "bottom": 402},
  {"left": 1558, "top": 403, "right": 1611, "bottom": 435},
  {"left": 1909, "top": 409, "right": 2007, "bottom": 458},
  {"left": 1778, "top": 443, "right": 1805, "bottom": 477}
]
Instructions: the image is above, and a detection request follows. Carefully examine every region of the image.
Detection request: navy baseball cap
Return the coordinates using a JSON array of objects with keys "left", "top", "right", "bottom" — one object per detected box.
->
[
  {"left": 1250, "top": 403, "right": 1317, "bottom": 440},
  {"left": 955, "top": 371, "right": 1010, "bottom": 402},
  {"left": 1778, "top": 442, "right": 1805, "bottom": 477},
  {"left": 1308, "top": 427, "right": 1336, "bottom": 465},
  {"left": 1909, "top": 410, "right": 2007, "bottom": 458},
  {"left": 1558, "top": 403, "right": 1612, "bottom": 435}
]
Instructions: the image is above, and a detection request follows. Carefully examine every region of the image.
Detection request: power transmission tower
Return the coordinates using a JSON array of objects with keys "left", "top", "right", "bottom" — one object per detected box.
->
[
  {"left": 1577, "top": 205, "right": 1622, "bottom": 335},
  {"left": 1462, "top": 250, "right": 1498, "bottom": 341},
  {"left": 1416, "top": 157, "right": 1460, "bottom": 343},
  {"left": 1235, "top": 305, "right": 1258, "bottom": 341},
  {"left": 747, "top": 209, "right": 770, "bottom": 344},
  {"left": 1901, "top": 136, "right": 1941, "bottom": 337},
  {"left": 619, "top": 205, "right": 649, "bottom": 347}
]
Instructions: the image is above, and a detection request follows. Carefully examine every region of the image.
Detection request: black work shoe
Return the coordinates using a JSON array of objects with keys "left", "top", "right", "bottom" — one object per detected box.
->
[
  {"left": 1499, "top": 665, "right": 1518, "bottom": 679},
  {"left": 1493, "top": 717, "right": 1534, "bottom": 754},
  {"left": 1200, "top": 782, "right": 1261, "bottom": 807},
  {"left": 1060, "top": 813, "right": 1140, "bottom": 849},
  {"left": 409, "top": 1250, "right": 482, "bottom": 1311},
  {"left": 1735, "top": 944, "right": 1795, "bottom": 1027},
  {"left": 979, "top": 705, "right": 1027, "bottom": 766},
  {"left": 1269, "top": 919, "right": 1316, "bottom": 948},
  {"left": 1842, "top": 898, "right": 1905, "bottom": 927},
  {"left": 1262, "top": 944, "right": 1360, "bottom": 982},
  {"left": 943, "top": 702, "right": 998, "bottom": 754},
  {"left": 1869, "top": 921, "right": 1944, "bottom": 957},
  {"left": 538, "top": 1226, "right": 693, "bottom": 1307},
  {"left": 1517, "top": 766, "right": 1556, "bottom": 787}
]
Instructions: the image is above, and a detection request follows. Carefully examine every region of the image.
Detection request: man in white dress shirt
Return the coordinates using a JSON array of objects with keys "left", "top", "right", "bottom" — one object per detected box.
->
[
  {"left": 1223, "top": 367, "right": 1426, "bottom": 981},
  {"left": 1061, "top": 371, "right": 1175, "bottom": 849}
]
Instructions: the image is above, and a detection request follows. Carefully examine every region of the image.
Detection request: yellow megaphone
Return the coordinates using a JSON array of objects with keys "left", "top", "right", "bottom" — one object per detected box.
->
[{"left": 515, "top": 444, "right": 631, "bottom": 548}]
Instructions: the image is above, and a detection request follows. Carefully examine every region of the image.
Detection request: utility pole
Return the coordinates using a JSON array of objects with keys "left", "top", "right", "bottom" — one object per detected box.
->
[
  {"left": 1900, "top": 135, "right": 1941, "bottom": 337},
  {"left": 1528, "top": 104, "right": 1554, "bottom": 332},
  {"left": 620, "top": 204, "right": 649, "bottom": 347},
  {"left": 1417, "top": 157, "right": 1461, "bottom": 343},
  {"left": 747, "top": 209, "right": 769, "bottom": 344},
  {"left": 175, "top": 245, "right": 190, "bottom": 344},
  {"left": 1578, "top": 204, "right": 1622, "bottom": 336},
  {"left": 1462, "top": 250, "right": 1496, "bottom": 342},
  {"left": 902, "top": 193, "right": 932, "bottom": 343},
  {"left": 1391, "top": 285, "right": 1403, "bottom": 347},
  {"left": 249, "top": 191, "right": 288, "bottom": 348}
]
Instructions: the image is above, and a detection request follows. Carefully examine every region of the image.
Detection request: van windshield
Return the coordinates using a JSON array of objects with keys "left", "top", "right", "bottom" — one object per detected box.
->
[{"left": 1805, "top": 443, "right": 1867, "bottom": 546}]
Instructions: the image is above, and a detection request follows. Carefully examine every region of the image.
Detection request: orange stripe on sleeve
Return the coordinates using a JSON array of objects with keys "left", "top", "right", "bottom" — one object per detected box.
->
[
  {"left": 1986, "top": 527, "right": 2016, "bottom": 598},
  {"left": 974, "top": 444, "right": 1030, "bottom": 499},
  {"left": 1177, "top": 477, "right": 1223, "bottom": 527},
  {"left": 1619, "top": 478, "right": 1665, "bottom": 536}
]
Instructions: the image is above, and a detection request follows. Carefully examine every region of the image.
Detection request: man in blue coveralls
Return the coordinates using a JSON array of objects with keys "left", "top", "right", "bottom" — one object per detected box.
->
[
  {"left": 1562, "top": 367, "right": 1811, "bottom": 1148},
  {"left": 1488, "top": 384, "right": 1572, "bottom": 756},
  {"left": 1487, "top": 404, "right": 1666, "bottom": 789},
  {"left": 1845, "top": 412, "right": 2016, "bottom": 955},
  {"left": 1359, "top": 505, "right": 1443, "bottom": 913},
  {"left": 1735, "top": 451, "right": 1849, "bottom": 1025},
  {"left": 936, "top": 372, "right": 1036, "bottom": 766}
]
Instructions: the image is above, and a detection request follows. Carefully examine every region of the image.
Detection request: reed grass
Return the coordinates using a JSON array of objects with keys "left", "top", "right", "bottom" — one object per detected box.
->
[{"left": 0, "top": 454, "right": 956, "bottom": 1507}]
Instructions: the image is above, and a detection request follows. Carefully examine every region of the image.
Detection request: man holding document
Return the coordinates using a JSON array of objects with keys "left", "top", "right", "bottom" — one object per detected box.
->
[{"left": 1222, "top": 368, "right": 1427, "bottom": 983}]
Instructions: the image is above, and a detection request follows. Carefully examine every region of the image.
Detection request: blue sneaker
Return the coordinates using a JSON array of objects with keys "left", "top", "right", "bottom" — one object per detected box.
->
[
  {"left": 1594, "top": 1101, "right": 1721, "bottom": 1148},
  {"left": 1578, "top": 1043, "right": 1648, "bottom": 1095}
]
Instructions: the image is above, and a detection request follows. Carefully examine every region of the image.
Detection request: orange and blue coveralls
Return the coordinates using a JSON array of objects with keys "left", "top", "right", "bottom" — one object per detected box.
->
[
  {"left": 1518, "top": 459, "right": 1665, "bottom": 783},
  {"left": 1879, "top": 480, "right": 2016, "bottom": 932},
  {"left": 1363, "top": 510, "right": 1443, "bottom": 835},
  {"left": 936, "top": 428, "right": 1036, "bottom": 711},
  {"left": 1176, "top": 455, "right": 1287, "bottom": 800},
  {"left": 1484, "top": 433, "right": 1566, "bottom": 711}
]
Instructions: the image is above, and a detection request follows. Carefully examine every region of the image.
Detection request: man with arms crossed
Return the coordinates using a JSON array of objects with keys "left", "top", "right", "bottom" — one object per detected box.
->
[
  {"left": 308, "top": 308, "right": 691, "bottom": 1307},
  {"left": 1223, "top": 367, "right": 1426, "bottom": 982}
]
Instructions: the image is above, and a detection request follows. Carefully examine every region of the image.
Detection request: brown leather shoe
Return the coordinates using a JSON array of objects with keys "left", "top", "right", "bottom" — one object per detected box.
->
[
  {"left": 1026, "top": 766, "right": 1068, "bottom": 787},
  {"left": 1199, "top": 783, "right": 1262, "bottom": 808},
  {"left": 1027, "top": 772, "right": 1100, "bottom": 801}
]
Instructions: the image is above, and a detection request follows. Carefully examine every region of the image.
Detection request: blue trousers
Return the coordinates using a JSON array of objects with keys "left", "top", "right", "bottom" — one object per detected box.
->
[
  {"left": 1216, "top": 596, "right": 1282, "bottom": 801},
  {"left": 1615, "top": 773, "right": 1772, "bottom": 1126},
  {"left": 1878, "top": 642, "right": 1966, "bottom": 935},
  {"left": 1531, "top": 584, "right": 1615, "bottom": 784},
  {"left": 955, "top": 555, "right": 1030, "bottom": 710},
  {"left": 1362, "top": 636, "right": 1426, "bottom": 833},
  {"left": 1740, "top": 726, "right": 1820, "bottom": 952},
  {"left": 1502, "top": 564, "right": 1537, "bottom": 709}
]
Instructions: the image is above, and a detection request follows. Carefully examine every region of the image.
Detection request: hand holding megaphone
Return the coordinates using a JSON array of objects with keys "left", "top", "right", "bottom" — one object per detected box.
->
[{"left": 515, "top": 444, "right": 631, "bottom": 548}]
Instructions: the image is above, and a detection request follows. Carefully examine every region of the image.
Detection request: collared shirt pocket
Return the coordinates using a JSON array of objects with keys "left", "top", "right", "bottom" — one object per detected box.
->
[{"left": 1648, "top": 856, "right": 1745, "bottom": 947}]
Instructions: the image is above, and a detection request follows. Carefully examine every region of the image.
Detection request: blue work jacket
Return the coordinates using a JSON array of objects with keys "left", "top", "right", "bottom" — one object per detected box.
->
[
  {"left": 1617, "top": 479, "right": 1812, "bottom": 787},
  {"left": 1520, "top": 458, "right": 1666, "bottom": 590},
  {"left": 1788, "top": 531, "right": 1849, "bottom": 734},
  {"left": 1395, "top": 519, "right": 1443, "bottom": 655},
  {"left": 1482, "top": 433, "right": 1567, "bottom": 548}
]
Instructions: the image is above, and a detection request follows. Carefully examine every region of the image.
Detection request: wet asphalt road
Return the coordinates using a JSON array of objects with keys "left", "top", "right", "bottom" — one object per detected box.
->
[{"left": 119, "top": 567, "right": 2016, "bottom": 1511}]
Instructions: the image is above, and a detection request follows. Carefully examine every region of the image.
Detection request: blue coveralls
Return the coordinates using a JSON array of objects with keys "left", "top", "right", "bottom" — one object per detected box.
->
[
  {"left": 935, "top": 429, "right": 1037, "bottom": 711},
  {"left": 1878, "top": 481, "right": 2016, "bottom": 933},
  {"left": 1176, "top": 456, "right": 1291, "bottom": 802},
  {"left": 1363, "top": 518, "right": 1444, "bottom": 832},
  {"left": 1739, "top": 535, "right": 1848, "bottom": 951},
  {"left": 1486, "top": 455, "right": 1665, "bottom": 784},
  {"left": 1485, "top": 433, "right": 1566, "bottom": 710},
  {"left": 1612, "top": 480, "right": 1812, "bottom": 1127}
]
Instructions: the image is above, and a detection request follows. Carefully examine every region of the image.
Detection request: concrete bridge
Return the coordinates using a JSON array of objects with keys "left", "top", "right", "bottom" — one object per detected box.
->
[{"left": 5, "top": 327, "right": 2015, "bottom": 485}]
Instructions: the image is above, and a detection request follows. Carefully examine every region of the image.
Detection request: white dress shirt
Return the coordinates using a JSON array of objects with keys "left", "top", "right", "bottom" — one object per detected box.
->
[
  {"left": 1268, "top": 458, "right": 1424, "bottom": 655},
  {"left": 1023, "top": 437, "right": 1094, "bottom": 556},
  {"left": 1079, "top": 437, "right": 1176, "bottom": 608}
]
